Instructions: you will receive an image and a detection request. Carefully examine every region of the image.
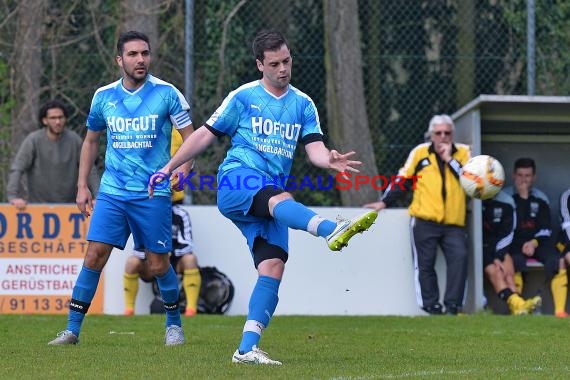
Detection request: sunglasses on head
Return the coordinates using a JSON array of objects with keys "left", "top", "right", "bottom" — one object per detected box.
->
[{"left": 432, "top": 131, "right": 451, "bottom": 136}]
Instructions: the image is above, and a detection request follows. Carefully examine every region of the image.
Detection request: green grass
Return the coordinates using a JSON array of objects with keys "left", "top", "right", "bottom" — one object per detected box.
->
[{"left": 1, "top": 314, "right": 570, "bottom": 379}]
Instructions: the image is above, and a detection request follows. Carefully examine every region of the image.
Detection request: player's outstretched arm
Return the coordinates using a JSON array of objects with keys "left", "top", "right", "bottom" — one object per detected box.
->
[
  {"left": 149, "top": 126, "right": 216, "bottom": 197},
  {"left": 77, "top": 130, "right": 101, "bottom": 217},
  {"left": 305, "top": 141, "right": 361, "bottom": 173}
]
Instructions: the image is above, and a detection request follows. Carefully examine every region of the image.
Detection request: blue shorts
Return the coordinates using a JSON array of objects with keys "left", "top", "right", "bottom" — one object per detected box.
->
[
  {"left": 216, "top": 167, "right": 289, "bottom": 255},
  {"left": 87, "top": 192, "right": 172, "bottom": 253}
]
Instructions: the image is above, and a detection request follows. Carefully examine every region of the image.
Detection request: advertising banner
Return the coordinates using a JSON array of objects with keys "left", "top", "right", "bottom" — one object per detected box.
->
[{"left": 0, "top": 204, "right": 103, "bottom": 314}]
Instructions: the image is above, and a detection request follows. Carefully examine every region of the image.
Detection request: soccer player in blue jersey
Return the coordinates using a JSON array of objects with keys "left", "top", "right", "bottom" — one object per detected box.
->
[
  {"left": 149, "top": 29, "right": 377, "bottom": 364},
  {"left": 48, "top": 31, "right": 193, "bottom": 346}
]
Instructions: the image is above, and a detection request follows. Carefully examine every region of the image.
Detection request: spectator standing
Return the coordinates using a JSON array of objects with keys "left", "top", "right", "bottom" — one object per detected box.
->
[
  {"left": 365, "top": 115, "right": 470, "bottom": 315},
  {"left": 7, "top": 100, "right": 99, "bottom": 209}
]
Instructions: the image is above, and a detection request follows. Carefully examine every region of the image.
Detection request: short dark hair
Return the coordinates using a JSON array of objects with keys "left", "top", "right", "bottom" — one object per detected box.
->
[
  {"left": 39, "top": 100, "right": 68, "bottom": 124},
  {"left": 252, "top": 29, "right": 289, "bottom": 63},
  {"left": 117, "top": 30, "right": 150, "bottom": 56},
  {"left": 514, "top": 157, "right": 536, "bottom": 173}
]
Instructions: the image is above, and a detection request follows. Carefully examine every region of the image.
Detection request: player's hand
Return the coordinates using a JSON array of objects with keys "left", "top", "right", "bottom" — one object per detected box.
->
[
  {"left": 148, "top": 166, "right": 171, "bottom": 198},
  {"left": 76, "top": 187, "right": 93, "bottom": 217},
  {"left": 9, "top": 198, "right": 27, "bottom": 211},
  {"left": 493, "top": 259, "right": 505, "bottom": 272},
  {"left": 522, "top": 240, "right": 537, "bottom": 256},
  {"left": 170, "top": 171, "right": 180, "bottom": 191},
  {"left": 363, "top": 201, "right": 386, "bottom": 211},
  {"left": 437, "top": 142, "right": 452, "bottom": 162},
  {"left": 329, "top": 150, "right": 361, "bottom": 173}
]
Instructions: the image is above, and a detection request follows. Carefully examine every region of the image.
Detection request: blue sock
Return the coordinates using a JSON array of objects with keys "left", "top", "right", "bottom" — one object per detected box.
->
[
  {"left": 239, "top": 276, "right": 281, "bottom": 353},
  {"left": 155, "top": 265, "right": 181, "bottom": 327},
  {"left": 273, "top": 199, "right": 336, "bottom": 236},
  {"left": 67, "top": 266, "right": 101, "bottom": 337}
]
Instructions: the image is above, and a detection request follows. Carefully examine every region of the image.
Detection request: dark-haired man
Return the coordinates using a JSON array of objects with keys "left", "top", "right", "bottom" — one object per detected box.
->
[
  {"left": 504, "top": 157, "right": 564, "bottom": 316},
  {"left": 49, "top": 31, "right": 194, "bottom": 346},
  {"left": 149, "top": 29, "right": 377, "bottom": 364},
  {"left": 7, "top": 100, "right": 99, "bottom": 209}
]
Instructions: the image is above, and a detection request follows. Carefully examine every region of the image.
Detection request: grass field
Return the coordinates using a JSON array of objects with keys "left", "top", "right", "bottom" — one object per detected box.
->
[{"left": 2, "top": 313, "right": 570, "bottom": 379}]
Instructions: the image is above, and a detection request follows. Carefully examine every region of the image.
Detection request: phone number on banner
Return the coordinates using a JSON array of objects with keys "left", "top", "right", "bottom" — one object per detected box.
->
[{"left": 0, "top": 295, "right": 70, "bottom": 314}]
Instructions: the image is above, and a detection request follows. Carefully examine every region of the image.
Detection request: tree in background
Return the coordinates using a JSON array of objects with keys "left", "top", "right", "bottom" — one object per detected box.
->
[
  {"left": 1, "top": 0, "right": 569, "bottom": 204},
  {"left": 324, "top": 0, "right": 378, "bottom": 206}
]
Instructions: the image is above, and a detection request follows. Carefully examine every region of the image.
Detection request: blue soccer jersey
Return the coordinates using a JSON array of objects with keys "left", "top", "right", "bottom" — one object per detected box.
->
[
  {"left": 205, "top": 80, "right": 323, "bottom": 179},
  {"left": 86, "top": 75, "right": 192, "bottom": 197}
]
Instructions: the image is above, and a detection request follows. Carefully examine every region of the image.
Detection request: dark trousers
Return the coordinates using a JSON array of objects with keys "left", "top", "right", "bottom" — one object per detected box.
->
[
  {"left": 511, "top": 243, "right": 559, "bottom": 282},
  {"left": 411, "top": 217, "right": 468, "bottom": 309}
]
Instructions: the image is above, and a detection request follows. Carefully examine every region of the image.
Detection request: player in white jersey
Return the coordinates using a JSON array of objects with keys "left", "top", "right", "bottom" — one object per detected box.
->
[
  {"left": 149, "top": 29, "right": 377, "bottom": 364},
  {"left": 49, "top": 31, "right": 194, "bottom": 347}
]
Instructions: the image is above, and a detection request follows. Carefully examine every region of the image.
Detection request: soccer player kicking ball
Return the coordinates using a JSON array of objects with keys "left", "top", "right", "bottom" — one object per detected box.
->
[{"left": 149, "top": 29, "right": 377, "bottom": 364}]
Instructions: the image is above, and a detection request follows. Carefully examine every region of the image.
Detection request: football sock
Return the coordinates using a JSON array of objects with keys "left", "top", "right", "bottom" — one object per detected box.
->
[
  {"left": 183, "top": 268, "right": 201, "bottom": 313},
  {"left": 497, "top": 288, "right": 514, "bottom": 301},
  {"left": 272, "top": 199, "right": 336, "bottom": 236},
  {"left": 67, "top": 266, "right": 101, "bottom": 336},
  {"left": 514, "top": 272, "right": 524, "bottom": 295},
  {"left": 551, "top": 269, "right": 568, "bottom": 314},
  {"left": 239, "top": 276, "right": 280, "bottom": 354},
  {"left": 155, "top": 265, "right": 181, "bottom": 327},
  {"left": 123, "top": 272, "right": 139, "bottom": 312}
]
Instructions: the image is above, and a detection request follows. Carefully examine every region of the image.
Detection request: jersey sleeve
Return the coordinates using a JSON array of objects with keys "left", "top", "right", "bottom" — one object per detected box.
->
[
  {"left": 560, "top": 190, "right": 570, "bottom": 244},
  {"left": 205, "top": 91, "right": 241, "bottom": 136},
  {"left": 86, "top": 91, "right": 107, "bottom": 131},
  {"left": 493, "top": 203, "right": 515, "bottom": 260},
  {"left": 168, "top": 86, "right": 192, "bottom": 129},
  {"left": 535, "top": 200, "right": 553, "bottom": 244},
  {"left": 300, "top": 97, "right": 322, "bottom": 138}
]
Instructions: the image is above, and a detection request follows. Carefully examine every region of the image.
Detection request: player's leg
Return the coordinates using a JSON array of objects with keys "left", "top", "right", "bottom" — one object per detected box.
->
[
  {"left": 484, "top": 257, "right": 527, "bottom": 315},
  {"left": 172, "top": 203, "right": 201, "bottom": 317},
  {"left": 553, "top": 243, "right": 570, "bottom": 317},
  {"left": 123, "top": 251, "right": 148, "bottom": 316},
  {"left": 232, "top": 237, "right": 285, "bottom": 365},
  {"left": 48, "top": 241, "right": 113, "bottom": 345},
  {"left": 510, "top": 245, "right": 526, "bottom": 294},
  {"left": 49, "top": 193, "right": 130, "bottom": 345},
  {"left": 440, "top": 225, "right": 468, "bottom": 315},
  {"left": 536, "top": 244, "right": 568, "bottom": 317},
  {"left": 130, "top": 196, "right": 184, "bottom": 345},
  {"left": 411, "top": 218, "right": 442, "bottom": 314},
  {"left": 177, "top": 254, "right": 201, "bottom": 316},
  {"left": 253, "top": 186, "right": 377, "bottom": 251}
]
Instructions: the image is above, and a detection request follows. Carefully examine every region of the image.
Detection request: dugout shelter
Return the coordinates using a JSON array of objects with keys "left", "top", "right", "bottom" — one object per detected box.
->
[{"left": 453, "top": 95, "right": 570, "bottom": 314}]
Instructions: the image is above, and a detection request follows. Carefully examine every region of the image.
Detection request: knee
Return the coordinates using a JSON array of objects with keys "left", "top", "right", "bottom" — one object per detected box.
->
[
  {"left": 84, "top": 243, "right": 112, "bottom": 271},
  {"left": 148, "top": 256, "right": 170, "bottom": 277},
  {"left": 268, "top": 192, "right": 293, "bottom": 215},
  {"left": 179, "top": 254, "right": 198, "bottom": 270},
  {"left": 125, "top": 256, "right": 143, "bottom": 274},
  {"left": 257, "top": 258, "right": 285, "bottom": 279}
]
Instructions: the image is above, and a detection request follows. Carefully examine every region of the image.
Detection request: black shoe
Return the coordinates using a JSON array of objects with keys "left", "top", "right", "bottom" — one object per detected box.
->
[
  {"left": 445, "top": 305, "right": 460, "bottom": 315},
  {"left": 423, "top": 303, "right": 443, "bottom": 315}
]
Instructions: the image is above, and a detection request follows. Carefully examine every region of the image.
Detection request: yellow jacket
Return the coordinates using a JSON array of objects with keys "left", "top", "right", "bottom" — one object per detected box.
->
[
  {"left": 171, "top": 130, "right": 185, "bottom": 203},
  {"left": 389, "top": 142, "right": 470, "bottom": 226}
]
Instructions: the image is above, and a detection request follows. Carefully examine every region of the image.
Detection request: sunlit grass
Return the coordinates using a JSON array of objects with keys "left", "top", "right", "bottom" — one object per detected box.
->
[{"left": 2, "top": 314, "right": 570, "bottom": 379}]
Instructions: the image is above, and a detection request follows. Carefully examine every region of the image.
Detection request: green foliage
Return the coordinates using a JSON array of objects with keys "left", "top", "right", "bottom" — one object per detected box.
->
[
  {"left": 3, "top": 314, "right": 570, "bottom": 378},
  {"left": 1, "top": 0, "right": 569, "bottom": 204}
]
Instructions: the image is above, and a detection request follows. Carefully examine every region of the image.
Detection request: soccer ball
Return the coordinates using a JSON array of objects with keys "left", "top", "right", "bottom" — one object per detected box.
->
[{"left": 459, "top": 155, "right": 505, "bottom": 200}]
